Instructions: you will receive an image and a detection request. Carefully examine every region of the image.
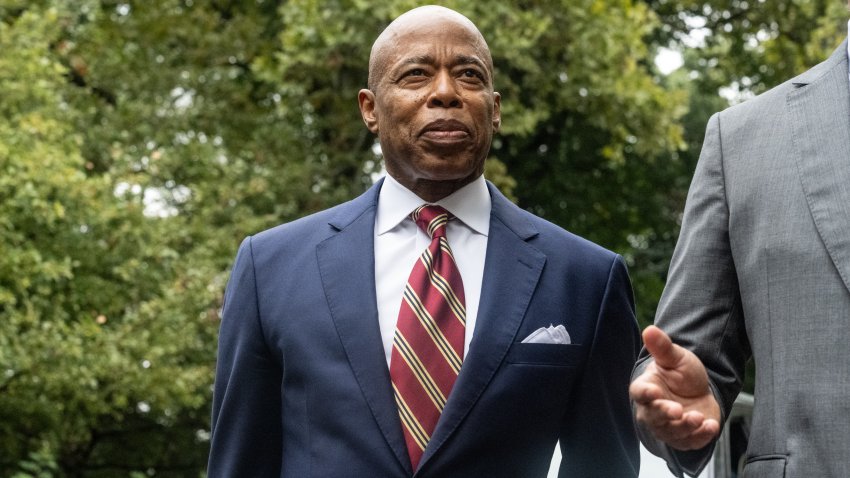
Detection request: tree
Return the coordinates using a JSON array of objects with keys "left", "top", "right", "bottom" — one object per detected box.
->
[{"left": 0, "top": 3, "right": 206, "bottom": 475}]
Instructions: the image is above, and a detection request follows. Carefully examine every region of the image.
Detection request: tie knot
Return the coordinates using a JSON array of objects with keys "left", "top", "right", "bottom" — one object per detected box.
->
[{"left": 411, "top": 205, "right": 451, "bottom": 239}]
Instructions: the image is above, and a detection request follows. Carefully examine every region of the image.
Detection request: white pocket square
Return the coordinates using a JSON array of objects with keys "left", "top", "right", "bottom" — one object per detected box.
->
[{"left": 521, "top": 324, "right": 571, "bottom": 345}]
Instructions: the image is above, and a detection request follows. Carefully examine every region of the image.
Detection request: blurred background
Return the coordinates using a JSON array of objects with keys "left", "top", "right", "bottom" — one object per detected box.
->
[{"left": 0, "top": 0, "right": 846, "bottom": 476}]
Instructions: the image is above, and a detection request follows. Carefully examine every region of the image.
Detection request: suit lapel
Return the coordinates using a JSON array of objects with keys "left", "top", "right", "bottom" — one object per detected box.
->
[
  {"left": 316, "top": 180, "right": 413, "bottom": 476},
  {"left": 418, "top": 184, "right": 546, "bottom": 471},
  {"left": 788, "top": 40, "right": 850, "bottom": 294}
]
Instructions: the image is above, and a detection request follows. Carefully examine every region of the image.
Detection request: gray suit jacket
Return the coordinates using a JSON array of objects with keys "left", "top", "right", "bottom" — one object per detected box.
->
[{"left": 634, "top": 40, "right": 850, "bottom": 478}]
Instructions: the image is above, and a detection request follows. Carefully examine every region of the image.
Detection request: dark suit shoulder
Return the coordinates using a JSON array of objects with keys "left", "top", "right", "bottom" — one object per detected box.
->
[
  {"left": 249, "top": 182, "right": 380, "bottom": 254},
  {"left": 251, "top": 206, "right": 338, "bottom": 249},
  {"left": 530, "top": 211, "right": 614, "bottom": 254},
  {"left": 526, "top": 212, "right": 621, "bottom": 271},
  {"left": 489, "top": 186, "right": 620, "bottom": 271}
]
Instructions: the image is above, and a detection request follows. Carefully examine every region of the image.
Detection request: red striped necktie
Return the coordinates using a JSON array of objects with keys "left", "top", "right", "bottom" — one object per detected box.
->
[{"left": 390, "top": 204, "right": 466, "bottom": 471}]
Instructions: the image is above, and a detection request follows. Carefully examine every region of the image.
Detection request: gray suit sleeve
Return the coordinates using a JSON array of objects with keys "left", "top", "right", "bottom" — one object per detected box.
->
[{"left": 633, "top": 113, "right": 751, "bottom": 477}]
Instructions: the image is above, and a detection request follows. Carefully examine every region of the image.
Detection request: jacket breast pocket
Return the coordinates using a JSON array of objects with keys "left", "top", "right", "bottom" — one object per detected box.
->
[
  {"left": 743, "top": 454, "right": 787, "bottom": 478},
  {"left": 505, "top": 343, "right": 587, "bottom": 366}
]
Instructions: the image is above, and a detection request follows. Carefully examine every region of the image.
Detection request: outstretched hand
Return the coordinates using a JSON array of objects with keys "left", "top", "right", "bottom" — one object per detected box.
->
[{"left": 630, "top": 326, "right": 721, "bottom": 451}]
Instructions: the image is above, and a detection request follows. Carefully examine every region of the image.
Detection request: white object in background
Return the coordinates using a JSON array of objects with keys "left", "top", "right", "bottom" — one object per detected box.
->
[{"left": 546, "top": 442, "right": 714, "bottom": 478}]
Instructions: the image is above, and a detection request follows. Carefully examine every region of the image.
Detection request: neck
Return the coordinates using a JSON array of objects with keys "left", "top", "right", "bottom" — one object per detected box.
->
[{"left": 397, "top": 175, "right": 478, "bottom": 203}]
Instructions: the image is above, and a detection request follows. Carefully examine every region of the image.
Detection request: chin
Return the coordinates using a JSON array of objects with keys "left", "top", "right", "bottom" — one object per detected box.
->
[
  {"left": 420, "top": 168, "right": 478, "bottom": 183},
  {"left": 418, "top": 157, "right": 482, "bottom": 180}
]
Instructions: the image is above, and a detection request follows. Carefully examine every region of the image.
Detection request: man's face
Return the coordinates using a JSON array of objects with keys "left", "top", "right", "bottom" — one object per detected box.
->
[{"left": 359, "top": 15, "right": 501, "bottom": 198}]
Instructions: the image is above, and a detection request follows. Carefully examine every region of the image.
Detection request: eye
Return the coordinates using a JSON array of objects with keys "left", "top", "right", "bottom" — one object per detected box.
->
[
  {"left": 404, "top": 68, "right": 425, "bottom": 77},
  {"left": 462, "top": 69, "right": 484, "bottom": 80}
]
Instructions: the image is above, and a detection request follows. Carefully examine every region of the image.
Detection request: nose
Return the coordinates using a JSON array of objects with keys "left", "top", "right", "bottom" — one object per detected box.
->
[{"left": 428, "top": 70, "right": 461, "bottom": 108}]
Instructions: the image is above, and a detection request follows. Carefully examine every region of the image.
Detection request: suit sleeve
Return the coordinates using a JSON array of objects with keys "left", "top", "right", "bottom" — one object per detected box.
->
[
  {"left": 207, "top": 237, "right": 283, "bottom": 477},
  {"left": 632, "top": 113, "right": 750, "bottom": 477},
  {"left": 559, "top": 255, "right": 641, "bottom": 477}
]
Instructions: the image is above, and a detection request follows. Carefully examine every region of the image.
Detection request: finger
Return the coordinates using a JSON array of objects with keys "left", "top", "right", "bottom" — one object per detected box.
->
[
  {"left": 629, "top": 378, "right": 664, "bottom": 404},
  {"left": 642, "top": 326, "right": 685, "bottom": 369},
  {"left": 694, "top": 418, "right": 721, "bottom": 441},
  {"left": 681, "top": 410, "right": 706, "bottom": 428},
  {"left": 635, "top": 398, "right": 683, "bottom": 429},
  {"left": 668, "top": 419, "right": 721, "bottom": 451},
  {"left": 647, "top": 413, "right": 708, "bottom": 445},
  {"left": 655, "top": 415, "right": 721, "bottom": 450},
  {"left": 654, "top": 399, "right": 683, "bottom": 421}
]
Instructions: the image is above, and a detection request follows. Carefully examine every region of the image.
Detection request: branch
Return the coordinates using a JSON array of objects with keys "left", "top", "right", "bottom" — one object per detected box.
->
[{"left": 63, "top": 65, "right": 117, "bottom": 106}]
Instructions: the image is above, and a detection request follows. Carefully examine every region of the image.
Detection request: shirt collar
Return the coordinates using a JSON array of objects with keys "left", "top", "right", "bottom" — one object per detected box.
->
[{"left": 376, "top": 174, "right": 491, "bottom": 236}]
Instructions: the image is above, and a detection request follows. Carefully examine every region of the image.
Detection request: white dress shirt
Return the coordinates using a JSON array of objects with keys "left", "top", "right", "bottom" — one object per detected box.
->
[{"left": 374, "top": 174, "right": 490, "bottom": 367}]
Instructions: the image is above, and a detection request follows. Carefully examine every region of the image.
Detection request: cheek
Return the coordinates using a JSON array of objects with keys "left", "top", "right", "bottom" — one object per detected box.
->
[{"left": 380, "top": 103, "right": 412, "bottom": 127}]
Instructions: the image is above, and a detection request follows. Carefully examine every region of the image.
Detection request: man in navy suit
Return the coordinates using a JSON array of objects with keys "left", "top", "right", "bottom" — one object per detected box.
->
[{"left": 208, "top": 6, "right": 640, "bottom": 477}]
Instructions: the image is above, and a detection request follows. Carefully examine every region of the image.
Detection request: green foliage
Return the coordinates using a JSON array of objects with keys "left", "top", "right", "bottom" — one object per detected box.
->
[
  {"left": 1, "top": 0, "right": 846, "bottom": 474},
  {"left": 650, "top": 0, "right": 847, "bottom": 95},
  {"left": 0, "top": 4, "right": 211, "bottom": 475}
]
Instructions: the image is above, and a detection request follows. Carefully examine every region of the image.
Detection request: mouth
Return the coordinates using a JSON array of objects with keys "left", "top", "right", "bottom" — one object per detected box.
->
[{"left": 420, "top": 119, "right": 470, "bottom": 142}]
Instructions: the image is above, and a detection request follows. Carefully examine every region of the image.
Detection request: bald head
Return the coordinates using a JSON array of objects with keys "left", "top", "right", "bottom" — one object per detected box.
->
[{"left": 367, "top": 6, "right": 494, "bottom": 91}]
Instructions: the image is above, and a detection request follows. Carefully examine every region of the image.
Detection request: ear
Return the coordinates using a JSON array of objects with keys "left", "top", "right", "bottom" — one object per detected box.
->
[
  {"left": 358, "top": 89, "right": 379, "bottom": 134},
  {"left": 491, "top": 92, "right": 501, "bottom": 132}
]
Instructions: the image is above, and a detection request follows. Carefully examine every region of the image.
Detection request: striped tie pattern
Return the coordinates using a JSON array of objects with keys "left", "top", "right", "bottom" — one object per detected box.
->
[{"left": 390, "top": 204, "right": 466, "bottom": 471}]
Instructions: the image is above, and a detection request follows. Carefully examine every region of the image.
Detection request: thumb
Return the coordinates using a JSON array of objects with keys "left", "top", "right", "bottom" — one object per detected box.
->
[{"left": 643, "top": 326, "right": 685, "bottom": 369}]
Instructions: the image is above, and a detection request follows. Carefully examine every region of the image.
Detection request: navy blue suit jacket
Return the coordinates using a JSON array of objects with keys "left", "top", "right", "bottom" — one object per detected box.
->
[{"left": 208, "top": 180, "right": 640, "bottom": 477}]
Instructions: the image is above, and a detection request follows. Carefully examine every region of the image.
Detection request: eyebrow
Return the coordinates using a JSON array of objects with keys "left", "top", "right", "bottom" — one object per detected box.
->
[{"left": 399, "top": 54, "right": 488, "bottom": 72}]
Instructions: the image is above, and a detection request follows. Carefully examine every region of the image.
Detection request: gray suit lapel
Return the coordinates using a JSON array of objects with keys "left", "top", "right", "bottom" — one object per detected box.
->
[
  {"left": 788, "top": 40, "right": 850, "bottom": 293},
  {"left": 418, "top": 184, "right": 546, "bottom": 471},
  {"left": 315, "top": 180, "right": 413, "bottom": 476}
]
